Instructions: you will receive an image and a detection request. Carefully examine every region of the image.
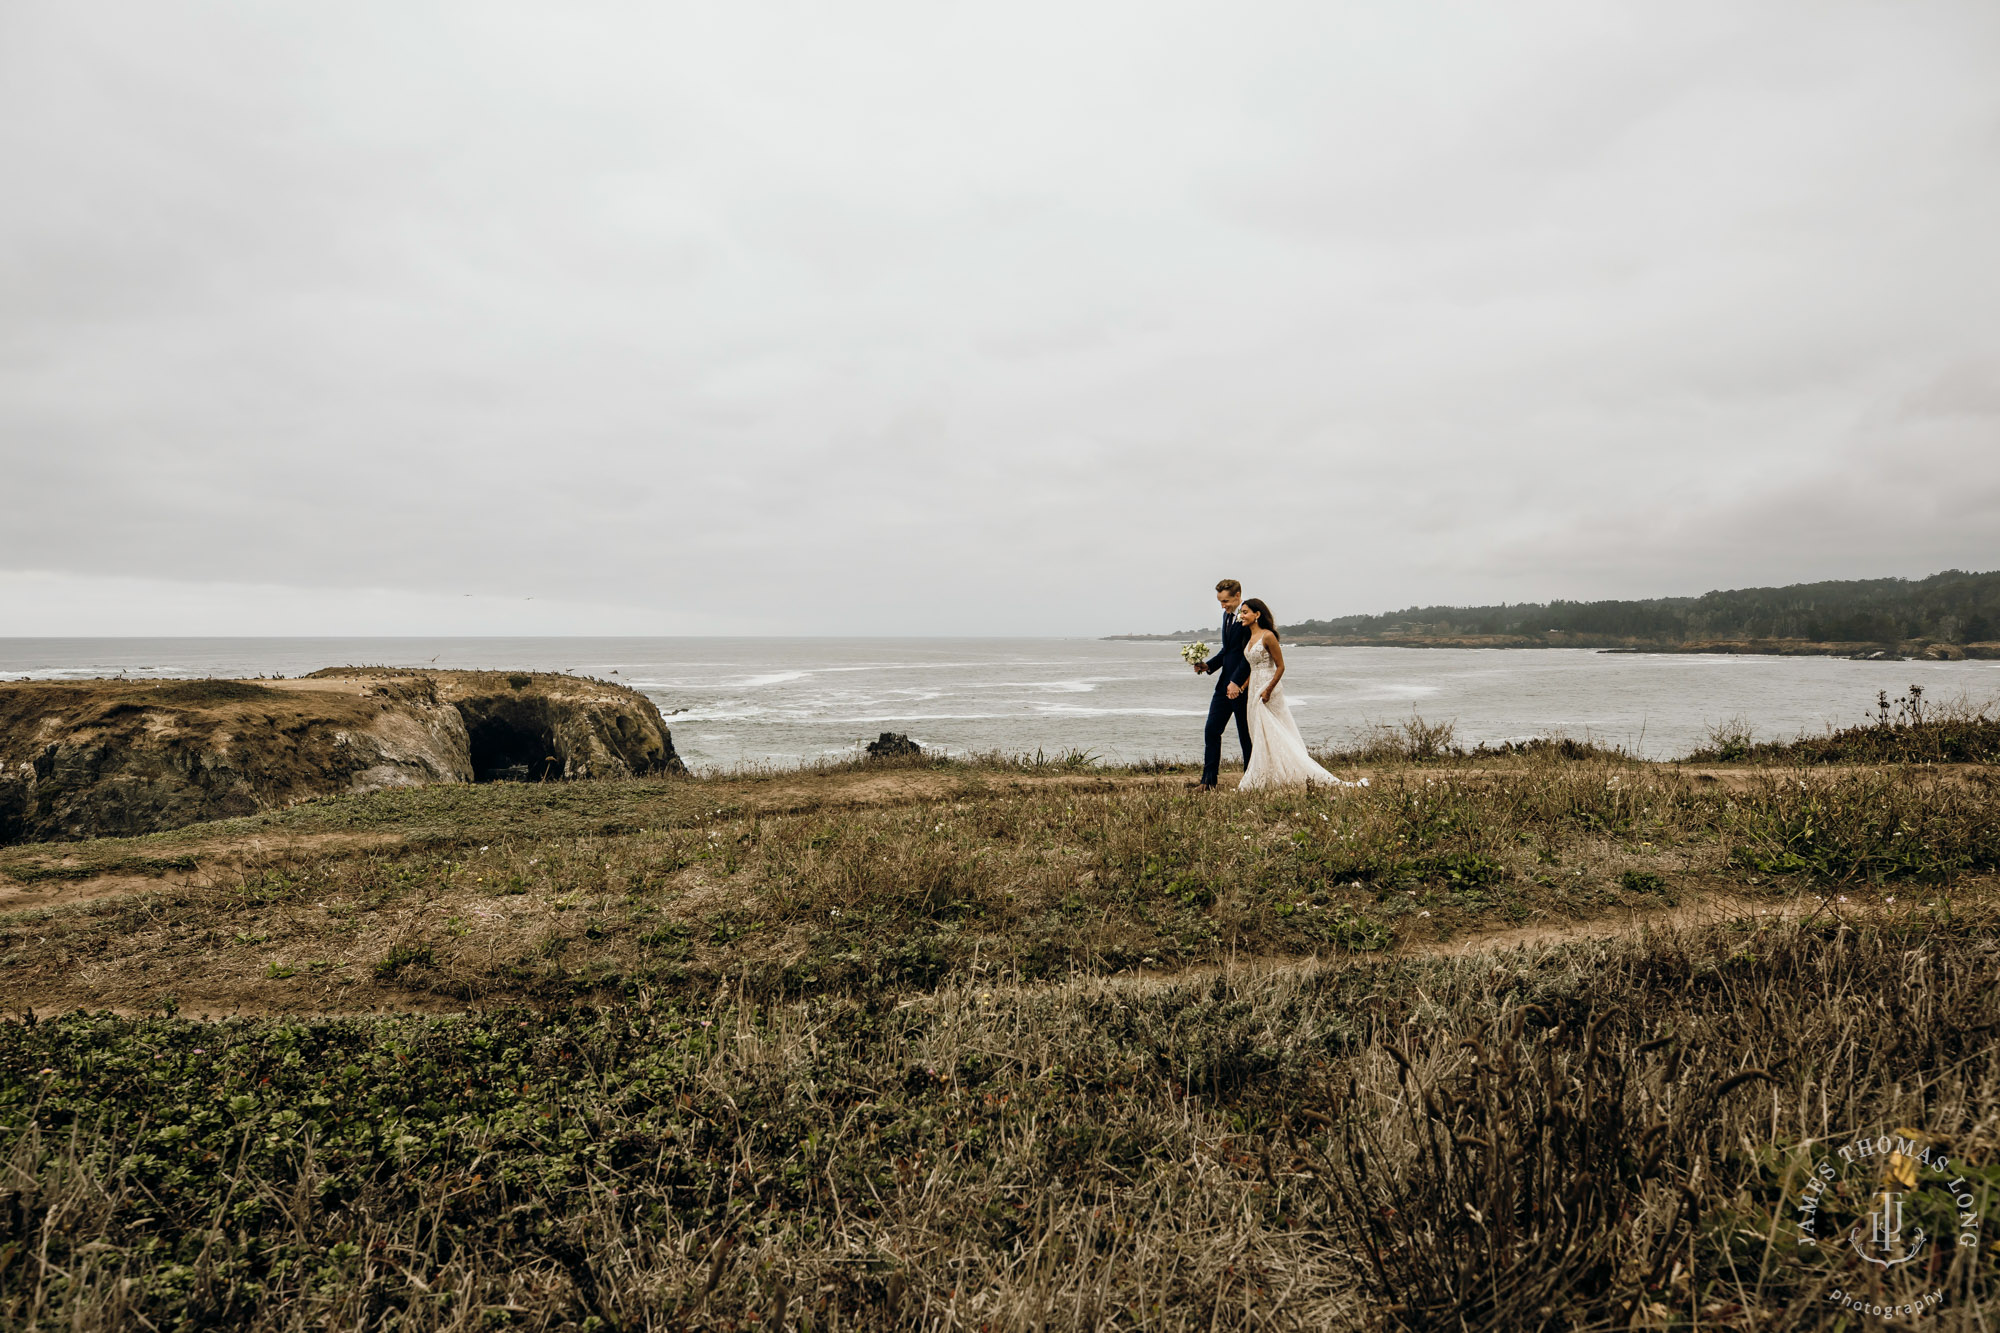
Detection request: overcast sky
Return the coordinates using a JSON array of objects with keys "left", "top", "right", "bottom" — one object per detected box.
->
[{"left": 3, "top": 2, "right": 1997, "bottom": 636}]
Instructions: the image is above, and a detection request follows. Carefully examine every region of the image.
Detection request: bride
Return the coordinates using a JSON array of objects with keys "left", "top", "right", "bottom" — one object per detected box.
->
[{"left": 1235, "top": 598, "right": 1366, "bottom": 792}]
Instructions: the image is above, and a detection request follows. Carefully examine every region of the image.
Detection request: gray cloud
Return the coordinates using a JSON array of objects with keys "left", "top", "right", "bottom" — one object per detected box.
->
[{"left": 3, "top": 1, "right": 1998, "bottom": 635}]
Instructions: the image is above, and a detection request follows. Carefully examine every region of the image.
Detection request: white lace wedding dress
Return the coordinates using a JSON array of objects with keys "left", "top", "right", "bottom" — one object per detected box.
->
[{"left": 1239, "top": 639, "right": 1366, "bottom": 791}]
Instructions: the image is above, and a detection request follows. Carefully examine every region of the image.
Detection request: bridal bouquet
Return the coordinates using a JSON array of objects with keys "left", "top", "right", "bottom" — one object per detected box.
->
[{"left": 1180, "top": 641, "right": 1212, "bottom": 667}]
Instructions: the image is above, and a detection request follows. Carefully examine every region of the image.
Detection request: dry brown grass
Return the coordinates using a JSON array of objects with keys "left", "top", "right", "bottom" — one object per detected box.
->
[
  {"left": 3, "top": 753, "right": 1999, "bottom": 1327},
  {"left": 4, "top": 756, "right": 1998, "bottom": 1017},
  {"left": 3, "top": 901, "right": 1997, "bottom": 1329}
]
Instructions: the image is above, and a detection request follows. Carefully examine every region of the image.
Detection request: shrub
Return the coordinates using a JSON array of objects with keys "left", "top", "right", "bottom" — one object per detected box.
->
[{"left": 1688, "top": 688, "right": 2000, "bottom": 764}]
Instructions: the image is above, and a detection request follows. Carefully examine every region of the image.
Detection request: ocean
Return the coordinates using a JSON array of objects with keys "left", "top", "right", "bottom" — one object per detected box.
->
[{"left": 3, "top": 637, "right": 1995, "bottom": 771}]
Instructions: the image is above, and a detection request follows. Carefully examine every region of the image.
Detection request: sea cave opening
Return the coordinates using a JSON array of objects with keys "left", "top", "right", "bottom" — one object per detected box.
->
[{"left": 460, "top": 707, "right": 564, "bottom": 783}]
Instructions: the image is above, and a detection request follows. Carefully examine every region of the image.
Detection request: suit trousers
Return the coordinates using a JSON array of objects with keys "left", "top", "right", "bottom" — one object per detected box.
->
[{"left": 1201, "top": 685, "right": 1251, "bottom": 786}]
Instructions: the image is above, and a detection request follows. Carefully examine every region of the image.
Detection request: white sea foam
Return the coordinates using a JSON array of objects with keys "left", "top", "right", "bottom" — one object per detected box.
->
[
  {"left": 4, "top": 636, "right": 1988, "bottom": 772},
  {"left": 1358, "top": 683, "right": 1443, "bottom": 700},
  {"left": 833, "top": 713, "right": 1012, "bottom": 724},
  {"left": 736, "top": 670, "right": 811, "bottom": 688},
  {"left": 1032, "top": 704, "right": 1205, "bottom": 718},
  {"left": 2, "top": 665, "right": 198, "bottom": 682},
  {"left": 673, "top": 704, "right": 767, "bottom": 722}
]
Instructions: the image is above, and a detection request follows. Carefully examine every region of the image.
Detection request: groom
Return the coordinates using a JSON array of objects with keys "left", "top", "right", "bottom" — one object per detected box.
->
[{"left": 1191, "top": 578, "right": 1253, "bottom": 789}]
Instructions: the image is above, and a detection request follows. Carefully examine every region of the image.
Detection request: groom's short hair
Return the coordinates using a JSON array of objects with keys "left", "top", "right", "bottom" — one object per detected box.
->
[{"left": 1215, "top": 579, "right": 1242, "bottom": 595}]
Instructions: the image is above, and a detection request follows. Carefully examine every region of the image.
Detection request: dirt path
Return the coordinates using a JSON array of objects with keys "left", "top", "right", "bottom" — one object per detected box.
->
[
  {"left": 1430, "top": 890, "right": 1818, "bottom": 953},
  {"left": 2, "top": 886, "right": 1863, "bottom": 1021},
  {"left": 0, "top": 757, "right": 1965, "bottom": 913},
  {"left": 710, "top": 761, "right": 1988, "bottom": 814},
  {"left": 0, "top": 831, "right": 406, "bottom": 911},
  {"left": 0, "top": 774, "right": 1177, "bottom": 907},
  {"left": 0, "top": 760, "right": 1969, "bottom": 1020},
  {"left": 0, "top": 771, "right": 1191, "bottom": 901},
  {"left": 0, "top": 873, "right": 206, "bottom": 914},
  {"left": 727, "top": 768, "right": 1193, "bottom": 814}
]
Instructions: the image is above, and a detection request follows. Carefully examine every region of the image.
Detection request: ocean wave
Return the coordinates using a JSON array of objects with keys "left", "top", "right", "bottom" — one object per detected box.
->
[
  {"left": 828, "top": 713, "right": 1014, "bottom": 724},
  {"left": 1, "top": 666, "right": 197, "bottom": 682},
  {"left": 958, "top": 676, "right": 1129, "bottom": 693},
  {"left": 734, "top": 670, "right": 812, "bottom": 688},
  {"left": 1354, "top": 683, "right": 1443, "bottom": 700},
  {"left": 672, "top": 705, "right": 768, "bottom": 722},
  {"left": 1031, "top": 704, "right": 1206, "bottom": 718}
]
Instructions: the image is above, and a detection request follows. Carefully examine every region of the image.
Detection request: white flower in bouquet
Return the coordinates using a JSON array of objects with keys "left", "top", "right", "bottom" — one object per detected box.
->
[{"left": 1181, "top": 641, "right": 1212, "bottom": 666}]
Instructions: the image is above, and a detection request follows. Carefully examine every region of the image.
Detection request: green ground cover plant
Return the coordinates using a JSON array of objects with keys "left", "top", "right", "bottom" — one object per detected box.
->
[
  {"left": 4, "top": 756, "right": 1997, "bottom": 1016},
  {"left": 4, "top": 724, "right": 2000, "bottom": 1328},
  {"left": 2, "top": 904, "right": 1995, "bottom": 1330},
  {"left": 1689, "top": 687, "right": 2000, "bottom": 765}
]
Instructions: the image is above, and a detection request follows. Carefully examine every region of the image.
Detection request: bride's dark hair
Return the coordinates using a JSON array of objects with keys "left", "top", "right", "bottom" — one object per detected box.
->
[{"left": 1240, "top": 598, "right": 1279, "bottom": 641}]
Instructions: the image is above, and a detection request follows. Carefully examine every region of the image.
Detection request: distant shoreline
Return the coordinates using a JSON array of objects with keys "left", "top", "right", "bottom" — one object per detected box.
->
[
  {"left": 1116, "top": 569, "right": 2000, "bottom": 660},
  {"left": 1102, "top": 633, "right": 1997, "bottom": 661}
]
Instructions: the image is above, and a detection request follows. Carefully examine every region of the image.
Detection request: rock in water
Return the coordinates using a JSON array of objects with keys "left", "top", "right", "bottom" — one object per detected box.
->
[
  {"left": 866, "top": 732, "right": 923, "bottom": 758},
  {"left": 0, "top": 670, "right": 683, "bottom": 845}
]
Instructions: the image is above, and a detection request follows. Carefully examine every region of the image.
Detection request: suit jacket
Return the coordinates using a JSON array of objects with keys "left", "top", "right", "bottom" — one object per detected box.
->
[{"left": 1203, "top": 611, "right": 1253, "bottom": 691}]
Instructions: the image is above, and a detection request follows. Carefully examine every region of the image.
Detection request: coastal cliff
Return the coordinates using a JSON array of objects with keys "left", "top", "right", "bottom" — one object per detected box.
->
[{"left": 0, "top": 670, "right": 682, "bottom": 845}]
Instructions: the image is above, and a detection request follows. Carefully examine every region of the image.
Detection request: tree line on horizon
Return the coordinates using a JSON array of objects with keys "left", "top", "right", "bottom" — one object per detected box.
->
[{"left": 1279, "top": 569, "right": 2000, "bottom": 645}]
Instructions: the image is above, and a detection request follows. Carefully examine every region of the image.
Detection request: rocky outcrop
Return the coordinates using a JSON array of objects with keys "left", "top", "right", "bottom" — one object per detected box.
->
[
  {"left": 0, "top": 670, "right": 682, "bottom": 845},
  {"left": 308, "top": 669, "right": 682, "bottom": 783},
  {"left": 865, "top": 732, "right": 923, "bottom": 758}
]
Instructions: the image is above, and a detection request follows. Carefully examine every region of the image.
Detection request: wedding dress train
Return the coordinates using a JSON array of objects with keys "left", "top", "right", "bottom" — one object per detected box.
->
[{"left": 1238, "top": 639, "right": 1366, "bottom": 792}]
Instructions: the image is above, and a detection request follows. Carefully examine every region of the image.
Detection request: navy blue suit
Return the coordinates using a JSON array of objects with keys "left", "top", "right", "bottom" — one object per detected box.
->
[{"left": 1199, "top": 609, "right": 1253, "bottom": 786}]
